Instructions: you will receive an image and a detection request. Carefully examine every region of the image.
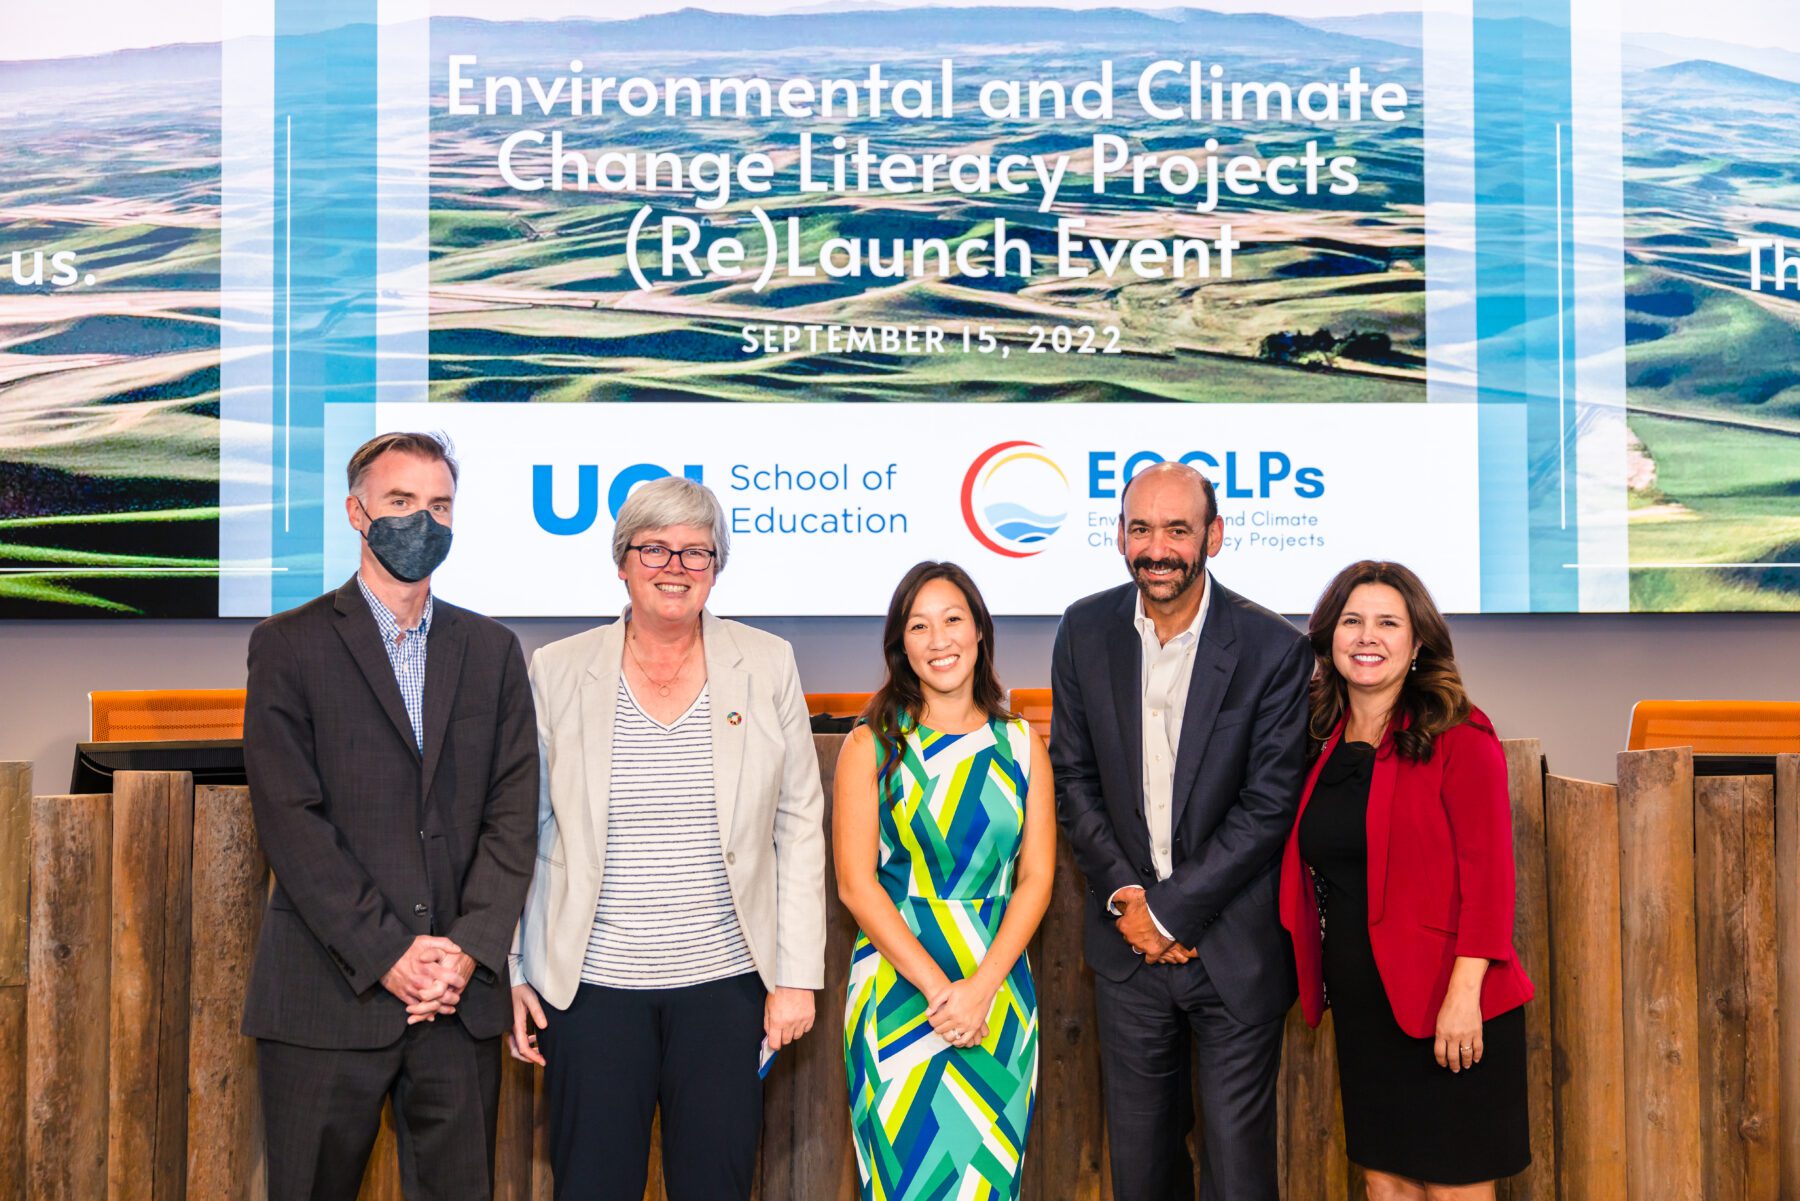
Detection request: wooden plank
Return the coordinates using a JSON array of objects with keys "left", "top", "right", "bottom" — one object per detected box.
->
[
  {"left": 357, "top": 1106, "right": 404, "bottom": 1200},
  {"left": 1022, "top": 830, "right": 1108, "bottom": 1201},
  {"left": 765, "top": 733, "right": 857, "bottom": 1201},
  {"left": 1544, "top": 775, "right": 1626, "bottom": 1201},
  {"left": 0, "top": 764, "right": 28, "bottom": 984},
  {"left": 1696, "top": 776, "right": 1747, "bottom": 1201},
  {"left": 494, "top": 1050, "right": 536, "bottom": 1201},
  {"left": 760, "top": 933, "right": 796, "bottom": 1201},
  {"left": 0, "top": 762, "right": 28, "bottom": 1201},
  {"left": 1278, "top": 1006, "right": 1350, "bottom": 1201},
  {"left": 645, "top": 1112, "right": 668, "bottom": 1200},
  {"left": 1695, "top": 775, "right": 1780, "bottom": 1201},
  {"left": 185, "top": 786, "right": 267, "bottom": 1201},
  {"left": 1017, "top": 925, "right": 1042, "bottom": 1201},
  {"left": 531, "top": 1059, "right": 553, "bottom": 1201},
  {"left": 1775, "top": 754, "right": 1800, "bottom": 1201},
  {"left": 1698, "top": 777, "right": 1744, "bottom": 1200},
  {"left": 25, "top": 792, "right": 113, "bottom": 1201},
  {"left": 108, "top": 772, "right": 194, "bottom": 1201},
  {"left": 1497, "top": 739, "right": 1555, "bottom": 1201},
  {"left": 0, "top": 988, "right": 23, "bottom": 1201},
  {"left": 1741, "top": 776, "right": 1780, "bottom": 1201},
  {"left": 1616, "top": 747, "right": 1704, "bottom": 1200}
]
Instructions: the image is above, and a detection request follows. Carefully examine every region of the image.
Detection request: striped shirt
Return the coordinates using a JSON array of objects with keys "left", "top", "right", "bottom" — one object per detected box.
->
[
  {"left": 357, "top": 573, "right": 431, "bottom": 753},
  {"left": 581, "top": 680, "right": 756, "bottom": 989}
]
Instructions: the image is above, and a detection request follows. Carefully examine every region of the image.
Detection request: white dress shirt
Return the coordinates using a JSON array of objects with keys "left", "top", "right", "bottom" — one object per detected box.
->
[{"left": 1110, "top": 573, "right": 1213, "bottom": 942}]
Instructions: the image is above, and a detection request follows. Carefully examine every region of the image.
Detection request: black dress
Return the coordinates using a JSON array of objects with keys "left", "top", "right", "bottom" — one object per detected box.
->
[{"left": 1297, "top": 740, "right": 1531, "bottom": 1185}]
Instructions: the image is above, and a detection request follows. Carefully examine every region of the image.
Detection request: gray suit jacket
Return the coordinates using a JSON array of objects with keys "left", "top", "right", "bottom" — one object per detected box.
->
[
  {"left": 241, "top": 576, "right": 539, "bottom": 1048},
  {"left": 1051, "top": 578, "right": 1312, "bottom": 1025},
  {"left": 512, "top": 611, "right": 827, "bottom": 1010}
]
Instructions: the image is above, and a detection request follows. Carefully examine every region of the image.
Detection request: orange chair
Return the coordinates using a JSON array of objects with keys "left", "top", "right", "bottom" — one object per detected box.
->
[
  {"left": 89, "top": 688, "right": 247, "bottom": 742},
  {"left": 806, "top": 692, "right": 873, "bottom": 719},
  {"left": 1011, "top": 688, "right": 1054, "bottom": 739},
  {"left": 1625, "top": 700, "right": 1800, "bottom": 754}
]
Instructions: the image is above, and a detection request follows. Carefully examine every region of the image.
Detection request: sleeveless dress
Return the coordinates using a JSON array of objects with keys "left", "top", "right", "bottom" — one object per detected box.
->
[{"left": 844, "top": 716, "right": 1039, "bottom": 1201}]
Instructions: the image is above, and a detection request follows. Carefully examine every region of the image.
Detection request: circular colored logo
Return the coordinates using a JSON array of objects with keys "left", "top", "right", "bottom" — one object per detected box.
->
[{"left": 960, "top": 441, "right": 1069, "bottom": 558}]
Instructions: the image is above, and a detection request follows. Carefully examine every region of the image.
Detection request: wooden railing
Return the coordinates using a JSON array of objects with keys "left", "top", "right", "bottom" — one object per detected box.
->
[{"left": 1, "top": 743, "right": 1795, "bottom": 1200}]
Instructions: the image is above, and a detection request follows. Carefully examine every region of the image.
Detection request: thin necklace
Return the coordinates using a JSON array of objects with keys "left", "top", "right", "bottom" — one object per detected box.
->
[{"left": 626, "top": 623, "right": 699, "bottom": 698}]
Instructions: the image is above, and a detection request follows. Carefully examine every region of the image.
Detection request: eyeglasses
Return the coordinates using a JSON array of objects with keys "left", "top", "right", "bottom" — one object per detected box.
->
[{"left": 627, "top": 543, "right": 718, "bottom": 571}]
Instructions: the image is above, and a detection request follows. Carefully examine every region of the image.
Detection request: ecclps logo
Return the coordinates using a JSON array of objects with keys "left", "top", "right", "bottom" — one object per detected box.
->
[{"left": 960, "top": 441, "right": 1069, "bottom": 558}]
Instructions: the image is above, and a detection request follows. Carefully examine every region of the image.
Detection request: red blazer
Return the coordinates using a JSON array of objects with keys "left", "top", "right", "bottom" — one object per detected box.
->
[{"left": 1279, "top": 707, "right": 1533, "bottom": 1039}]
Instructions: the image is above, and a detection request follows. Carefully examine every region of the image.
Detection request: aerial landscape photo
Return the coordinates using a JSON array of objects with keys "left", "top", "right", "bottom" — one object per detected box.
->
[
  {"left": 0, "top": 2, "right": 1794, "bottom": 613},
  {"left": 424, "top": 7, "right": 1430, "bottom": 407},
  {"left": 1614, "top": 49, "right": 1800, "bottom": 608},
  {"left": 0, "top": 61, "right": 222, "bottom": 617}
]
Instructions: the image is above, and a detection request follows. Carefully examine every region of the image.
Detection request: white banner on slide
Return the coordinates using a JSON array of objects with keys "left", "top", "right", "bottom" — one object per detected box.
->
[{"left": 363, "top": 402, "right": 1482, "bottom": 617}]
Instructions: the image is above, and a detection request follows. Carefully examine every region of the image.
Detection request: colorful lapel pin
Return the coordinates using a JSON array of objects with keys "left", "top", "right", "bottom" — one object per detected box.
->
[{"left": 727, "top": 711, "right": 743, "bottom": 726}]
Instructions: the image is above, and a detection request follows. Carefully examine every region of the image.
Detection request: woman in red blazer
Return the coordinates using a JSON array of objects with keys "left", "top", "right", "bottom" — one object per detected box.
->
[{"left": 1279, "top": 561, "right": 1532, "bottom": 1198}]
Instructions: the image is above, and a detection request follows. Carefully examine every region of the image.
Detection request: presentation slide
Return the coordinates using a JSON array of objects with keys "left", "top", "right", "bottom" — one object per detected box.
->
[{"left": 2, "top": 0, "right": 1795, "bottom": 617}]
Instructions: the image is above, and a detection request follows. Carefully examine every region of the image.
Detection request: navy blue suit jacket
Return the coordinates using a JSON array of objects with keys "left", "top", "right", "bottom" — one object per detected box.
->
[{"left": 1051, "top": 578, "right": 1312, "bottom": 1024}]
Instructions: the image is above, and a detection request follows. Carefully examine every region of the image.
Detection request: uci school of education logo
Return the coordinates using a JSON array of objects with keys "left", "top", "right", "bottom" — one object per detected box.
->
[{"left": 960, "top": 441, "right": 1070, "bottom": 558}]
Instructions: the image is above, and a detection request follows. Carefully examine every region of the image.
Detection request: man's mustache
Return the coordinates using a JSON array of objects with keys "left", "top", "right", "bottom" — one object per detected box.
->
[{"left": 1132, "top": 555, "right": 1192, "bottom": 575}]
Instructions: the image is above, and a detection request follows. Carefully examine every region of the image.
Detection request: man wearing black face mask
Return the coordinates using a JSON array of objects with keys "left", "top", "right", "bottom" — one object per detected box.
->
[
  {"left": 241, "top": 431, "right": 538, "bottom": 1201},
  {"left": 1050, "top": 461, "right": 1312, "bottom": 1201}
]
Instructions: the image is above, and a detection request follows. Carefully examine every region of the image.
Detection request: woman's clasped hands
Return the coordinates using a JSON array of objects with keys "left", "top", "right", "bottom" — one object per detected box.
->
[{"left": 926, "top": 977, "right": 996, "bottom": 1050}]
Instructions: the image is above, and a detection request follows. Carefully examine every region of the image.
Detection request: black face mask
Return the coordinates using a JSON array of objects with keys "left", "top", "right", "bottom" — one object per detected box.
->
[{"left": 356, "top": 498, "right": 453, "bottom": 584}]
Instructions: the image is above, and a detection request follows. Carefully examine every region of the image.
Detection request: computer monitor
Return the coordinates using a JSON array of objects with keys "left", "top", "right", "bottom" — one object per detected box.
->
[
  {"left": 69, "top": 739, "right": 247, "bottom": 794},
  {"left": 1691, "top": 753, "right": 1781, "bottom": 778}
]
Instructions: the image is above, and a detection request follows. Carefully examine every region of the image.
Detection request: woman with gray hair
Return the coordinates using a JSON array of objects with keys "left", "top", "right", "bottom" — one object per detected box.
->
[{"left": 505, "top": 476, "right": 827, "bottom": 1200}]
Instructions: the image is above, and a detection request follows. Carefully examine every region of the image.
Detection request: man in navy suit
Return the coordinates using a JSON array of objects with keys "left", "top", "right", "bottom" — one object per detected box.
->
[{"left": 1052, "top": 461, "right": 1312, "bottom": 1201}]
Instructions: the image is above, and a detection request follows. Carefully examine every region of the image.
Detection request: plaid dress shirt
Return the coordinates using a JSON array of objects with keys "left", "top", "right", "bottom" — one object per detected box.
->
[{"left": 357, "top": 573, "right": 432, "bottom": 752}]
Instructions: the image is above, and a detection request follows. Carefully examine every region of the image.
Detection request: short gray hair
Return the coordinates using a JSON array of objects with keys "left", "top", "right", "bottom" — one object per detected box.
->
[{"left": 612, "top": 476, "right": 730, "bottom": 573}]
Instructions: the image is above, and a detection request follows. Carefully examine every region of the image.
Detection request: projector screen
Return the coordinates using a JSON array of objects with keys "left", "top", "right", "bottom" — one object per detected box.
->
[{"left": 1, "top": 0, "right": 1795, "bottom": 617}]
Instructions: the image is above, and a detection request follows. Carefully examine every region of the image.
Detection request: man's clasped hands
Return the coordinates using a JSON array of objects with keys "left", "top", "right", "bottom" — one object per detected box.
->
[
  {"left": 381, "top": 935, "right": 477, "bottom": 1024},
  {"left": 1113, "top": 886, "right": 1198, "bottom": 965}
]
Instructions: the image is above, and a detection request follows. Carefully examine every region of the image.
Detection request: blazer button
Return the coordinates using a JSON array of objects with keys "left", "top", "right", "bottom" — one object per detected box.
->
[
  {"left": 726, "top": 852, "right": 737, "bottom": 866},
  {"left": 413, "top": 903, "right": 428, "bottom": 917},
  {"left": 1140, "top": 866, "right": 1153, "bottom": 878}
]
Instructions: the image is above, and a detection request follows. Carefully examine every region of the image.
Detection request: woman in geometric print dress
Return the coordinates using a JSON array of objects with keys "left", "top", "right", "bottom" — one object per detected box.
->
[{"left": 835, "top": 561, "right": 1056, "bottom": 1200}]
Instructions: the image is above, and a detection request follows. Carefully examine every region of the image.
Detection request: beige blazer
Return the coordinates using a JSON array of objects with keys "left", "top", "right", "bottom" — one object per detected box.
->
[{"left": 510, "top": 610, "right": 827, "bottom": 1009}]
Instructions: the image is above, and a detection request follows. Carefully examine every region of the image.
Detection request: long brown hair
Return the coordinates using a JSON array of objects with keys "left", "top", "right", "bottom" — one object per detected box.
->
[
  {"left": 1306, "top": 560, "right": 1470, "bottom": 763},
  {"left": 862, "top": 562, "right": 1012, "bottom": 782}
]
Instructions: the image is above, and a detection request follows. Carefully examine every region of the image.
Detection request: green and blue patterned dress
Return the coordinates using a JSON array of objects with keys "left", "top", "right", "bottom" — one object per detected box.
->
[{"left": 844, "top": 716, "right": 1039, "bottom": 1201}]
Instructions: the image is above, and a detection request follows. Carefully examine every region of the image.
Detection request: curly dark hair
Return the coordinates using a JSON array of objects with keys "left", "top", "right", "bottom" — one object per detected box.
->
[
  {"left": 862, "top": 562, "right": 1012, "bottom": 783},
  {"left": 1306, "top": 560, "right": 1470, "bottom": 763}
]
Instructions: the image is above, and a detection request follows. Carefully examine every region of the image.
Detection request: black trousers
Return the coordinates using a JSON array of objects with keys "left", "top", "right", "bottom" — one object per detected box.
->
[
  {"left": 541, "top": 972, "right": 766, "bottom": 1201},
  {"left": 257, "top": 1019, "right": 501, "bottom": 1201},
  {"left": 1095, "top": 958, "right": 1286, "bottom": 1201}
]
